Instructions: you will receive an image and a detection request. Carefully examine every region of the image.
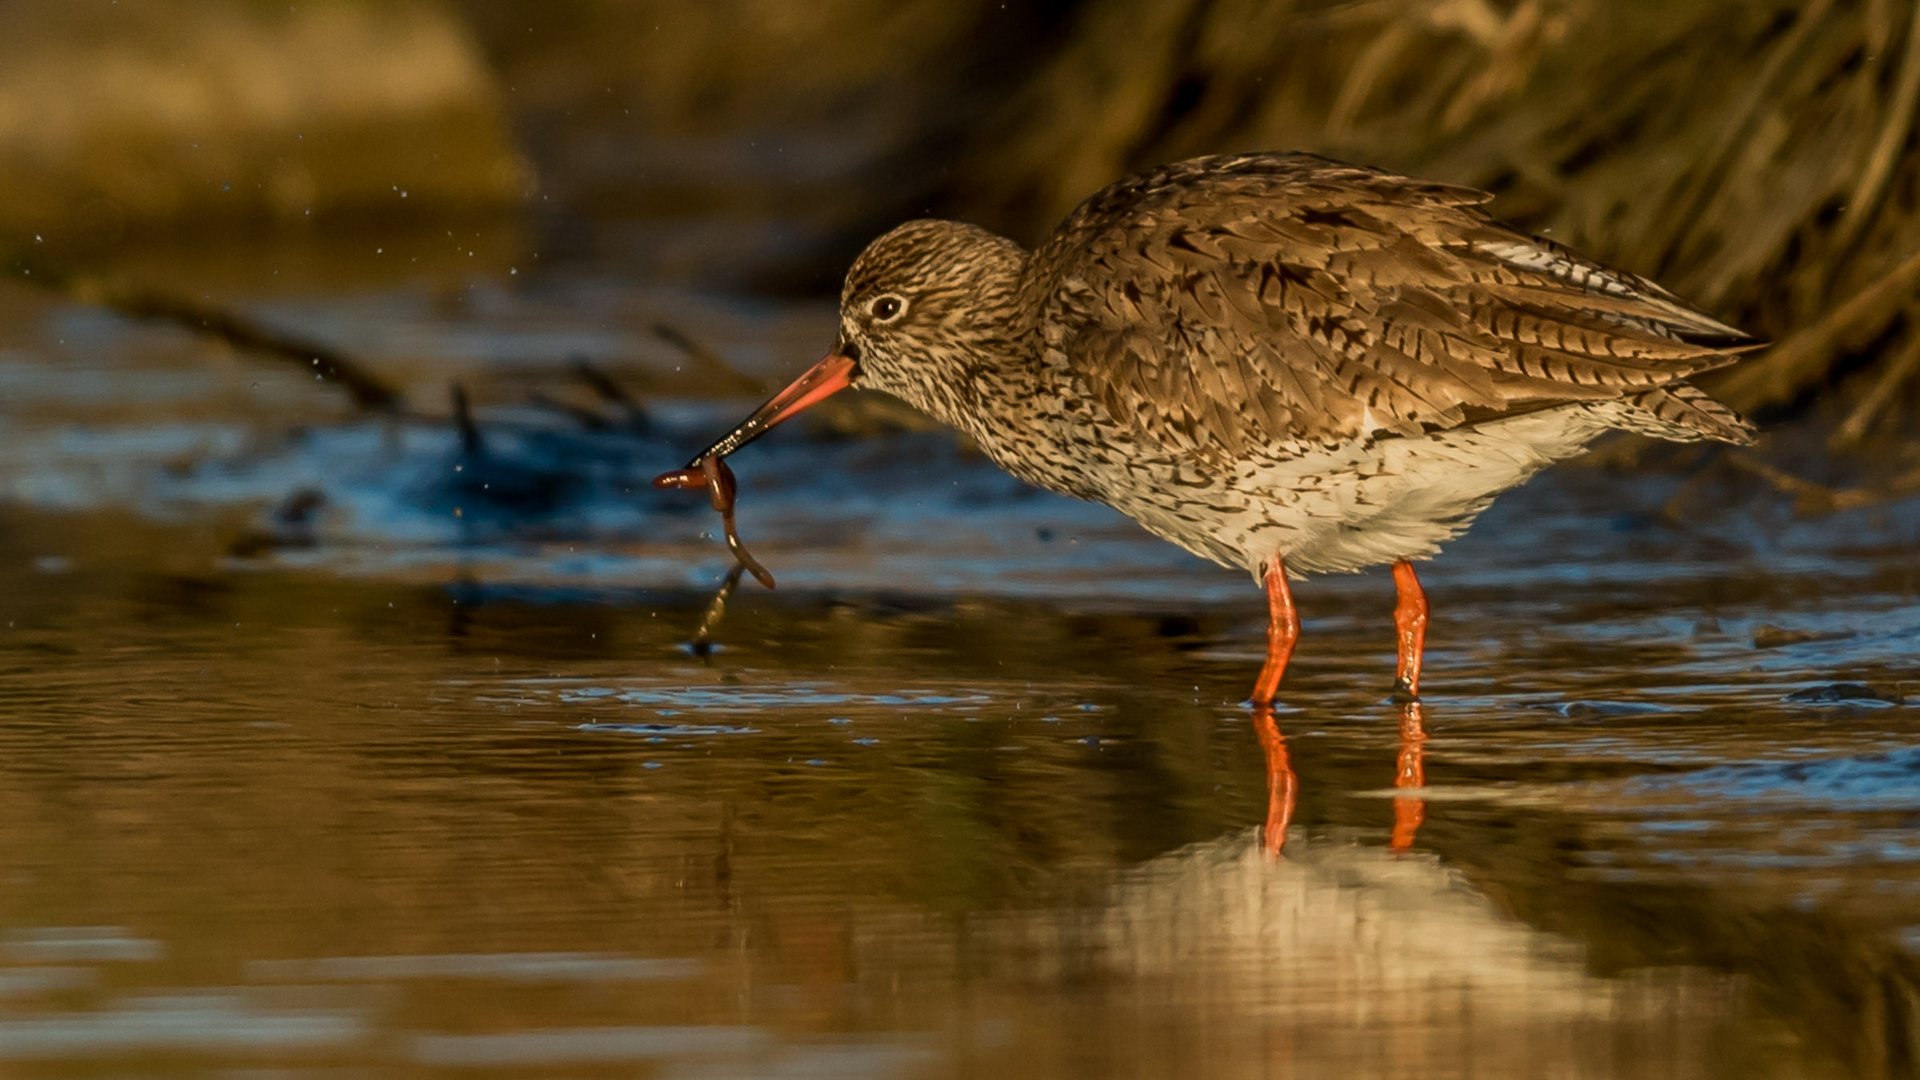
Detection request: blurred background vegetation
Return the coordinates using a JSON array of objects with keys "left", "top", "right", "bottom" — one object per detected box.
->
[{"left": 6, "top": 0, "right": 1919, "bottom": 452}]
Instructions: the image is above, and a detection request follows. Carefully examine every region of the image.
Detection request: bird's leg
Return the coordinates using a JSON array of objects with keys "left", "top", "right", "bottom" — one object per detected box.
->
[
  {"left": 1251, "top": 705, "right": 1297, "bottom": 859},
  {"left": 1391, "top": 559, "right": 1429, "bottom": 699},
  {"left": 1390, "top": 700, "right": 1428, "bottom": 852},
  {"left": 1250, "top": 555, "right": 1300, "bottom": 706}
]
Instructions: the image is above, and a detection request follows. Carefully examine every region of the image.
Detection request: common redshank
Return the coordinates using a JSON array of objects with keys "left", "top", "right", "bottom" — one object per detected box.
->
[{"left": 668, "top": 152, "right": 1759, "bottom": 704}]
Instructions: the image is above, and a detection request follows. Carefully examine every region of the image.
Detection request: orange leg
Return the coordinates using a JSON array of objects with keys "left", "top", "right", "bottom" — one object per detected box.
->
[
  {"left": 1391, "top": 559, "right": 1429, "bottom": 698},
  {"left": 1390, "top": 700, "right": 1428, "bottom": 851},
  {"left": 1250, "top": 555, "right": 1300, "bottom": 706},
  {"left": 1251, "top": 705, "right": 1297, "bottom": 858}
]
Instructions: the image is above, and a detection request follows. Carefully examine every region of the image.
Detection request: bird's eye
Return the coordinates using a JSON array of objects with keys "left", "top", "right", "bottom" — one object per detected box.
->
[{"left": 868, "top": 294, "right": 905, "bottom": 323}]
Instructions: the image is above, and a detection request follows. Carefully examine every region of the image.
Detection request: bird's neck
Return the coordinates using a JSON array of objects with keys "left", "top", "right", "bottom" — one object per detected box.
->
[
  {"left": 869, "top": 230, "right": 1093, "bottom": 492},
  {"left": 896, "top": 235, "right": 1040, "bottom": 440},
  {"left": 926, "top": 254, "right": 1095, "bottom": 494}
]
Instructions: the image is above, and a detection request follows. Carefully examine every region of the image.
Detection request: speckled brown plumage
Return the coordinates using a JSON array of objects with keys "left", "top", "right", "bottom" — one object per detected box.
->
[
  {"left": 1027, "top": 153, "right": 1758, "bottom": 459},
  {"left": 678, "top": 151, "right": 1762, "bottom": 702}
]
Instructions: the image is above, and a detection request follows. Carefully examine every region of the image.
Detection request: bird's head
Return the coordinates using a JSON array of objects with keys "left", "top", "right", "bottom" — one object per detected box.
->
[{"left": 679, "top": 220, "right": 1028, "bottom": 464}]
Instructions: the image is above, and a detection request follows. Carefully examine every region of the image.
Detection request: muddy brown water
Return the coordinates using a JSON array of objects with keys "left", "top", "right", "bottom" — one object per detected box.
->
[{"left": 0, "top": 234, "right": 1916, "bottom": 1077}]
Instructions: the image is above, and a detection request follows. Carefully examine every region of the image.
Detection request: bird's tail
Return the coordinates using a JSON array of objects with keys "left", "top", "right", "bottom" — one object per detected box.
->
[{"left": 1616, "top": 382, "right": 1756, "bottom": 445}]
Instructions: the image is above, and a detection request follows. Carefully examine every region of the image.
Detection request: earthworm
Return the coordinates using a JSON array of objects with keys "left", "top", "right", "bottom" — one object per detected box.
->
[{"left": 653, "top": 456, "right": 776, "bottom": 590}]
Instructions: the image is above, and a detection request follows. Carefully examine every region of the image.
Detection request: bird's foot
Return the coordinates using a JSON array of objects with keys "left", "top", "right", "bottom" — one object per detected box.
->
[{"left": 1244, "top": 696, "right": 1300, "bottom": 713}]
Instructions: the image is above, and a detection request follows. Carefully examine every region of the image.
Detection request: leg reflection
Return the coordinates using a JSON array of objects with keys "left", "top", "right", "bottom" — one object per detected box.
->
[
  {"left": 1250, "top": 705, "right": 1298, "bottom": 859},
  {"left": 1391, "top": 700, "right": 1428, "bottom": 851}
]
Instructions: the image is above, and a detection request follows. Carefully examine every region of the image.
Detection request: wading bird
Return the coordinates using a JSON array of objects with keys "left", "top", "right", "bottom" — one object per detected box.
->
[{"left": 665, "top": 152, "right": 1758, "bottom": 704}]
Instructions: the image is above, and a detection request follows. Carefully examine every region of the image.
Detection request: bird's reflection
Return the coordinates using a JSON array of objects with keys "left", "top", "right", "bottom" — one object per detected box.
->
[
  {"left": 1253, "top": 701, "right": 1429, "bottom": 858},
  {"left": 1392, "top": 701, "right": 1428, "bottom": 851},
  {"left": 1250, "top": 705, "right": 1298, "bottom": 859}
]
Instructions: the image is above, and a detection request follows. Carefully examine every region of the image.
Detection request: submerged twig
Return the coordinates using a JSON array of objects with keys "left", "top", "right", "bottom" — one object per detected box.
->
[
  {"left": 1660, "top": 449, "right": 1920, "bottom": 520},
  {"left": 1723, "top": 452, "right": 1899, "bottom": 515},
  {"left": 450, "top": 383, "right": 484, "bottom": 457},
  {"left": 5, "top": 255, "right": 400, "bottom": 410},
  {"left": 652, "top": 321, "right": 765, "bottom": 395},
  {"left": 570, "top": 357, "right": 651, "bottom": 431},
  {"left": 526, "top": 389, "right": 614, "bottom": 431},
  {"left": 101, "top": 285, "right": 401, "bottom": 410}
]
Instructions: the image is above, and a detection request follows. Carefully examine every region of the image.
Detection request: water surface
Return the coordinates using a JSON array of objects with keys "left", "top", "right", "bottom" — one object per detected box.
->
[{"left": 0, "top": 232, "right": 1914, "bottom": 1077}]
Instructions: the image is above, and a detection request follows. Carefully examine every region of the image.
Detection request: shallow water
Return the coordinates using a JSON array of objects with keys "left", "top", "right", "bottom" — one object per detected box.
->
[{"left": 0, "top": 232, "right": 1916, "bottom": 1077}]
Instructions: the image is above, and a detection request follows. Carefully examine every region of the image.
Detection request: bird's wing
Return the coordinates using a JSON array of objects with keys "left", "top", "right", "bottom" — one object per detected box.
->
[{"left": 1029, "top": 153, "right": 1760, "bottom": 463}]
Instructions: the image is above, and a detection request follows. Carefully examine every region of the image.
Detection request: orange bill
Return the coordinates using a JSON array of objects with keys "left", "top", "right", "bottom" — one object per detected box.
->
[{"left": 677, "top": 352, "right": 856, "bottom": 467}]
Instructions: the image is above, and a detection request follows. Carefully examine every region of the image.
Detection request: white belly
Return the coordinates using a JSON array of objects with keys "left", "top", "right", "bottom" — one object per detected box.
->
[{"left": 1106, "top": 402, "right": 1622, "bottom": 578}]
